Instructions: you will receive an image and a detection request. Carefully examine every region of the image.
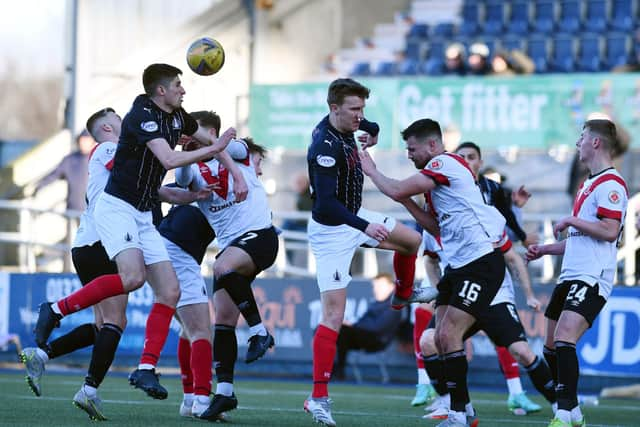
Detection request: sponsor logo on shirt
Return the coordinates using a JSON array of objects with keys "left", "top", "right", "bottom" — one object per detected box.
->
[
  {"left": 608, "top": 190, "right": 621, "bottom": 204},
  {"left": 141, "top": 121, "right": 158, "bottom": 132},
  {"left": 316, "top": 155, "right": 336, "bottom": 168}
]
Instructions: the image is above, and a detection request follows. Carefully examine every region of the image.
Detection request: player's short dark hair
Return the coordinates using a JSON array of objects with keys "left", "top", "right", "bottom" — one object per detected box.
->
[
  {"left": 456, "top": 141, "right": 482, "bottom": 159},
  {"left": 401, "top": 118, "right": 442, "bottom": 142},
  {"left": 242, "top": 137, "right": 267, "bottom": 158},
  {"left": 85, "top": 107, "right": 115, "bottom": 139},
  {"left": 190, "top": 110, "right": 221, "bottom": 135},
  {"left": 143, "top": 63, "right": 182, "bottom": 96},
  {"left": 584, "top": 119, "right": 617, "bottom": 151},
  {"left": 327, "top": 78, "right": 370, "bottom": 105}
]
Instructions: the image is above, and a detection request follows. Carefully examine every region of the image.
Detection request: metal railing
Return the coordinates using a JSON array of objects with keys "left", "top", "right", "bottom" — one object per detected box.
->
[{"left": 0, "top": 199, "right": 638, "bottom": 286}]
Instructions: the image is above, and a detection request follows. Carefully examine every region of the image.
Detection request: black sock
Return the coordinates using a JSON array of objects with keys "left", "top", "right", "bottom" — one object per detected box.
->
[
  {"left": 48, "top": 323, "right": 98, "bottom": 359},
  {"left": 555, "top": 341, "right": 579, "bottom": 411},
  {"left": 442, "top": 350, "right": 469, "bottom": 412},
  {"left": 214, "top": 324, "right": 237, "bottom": 385},
  {"left": 543, "top": 345, "right": 558, "bottom": 385},
  {"left": 218, "top": 272, "right": 261, "bottom": 327},
  {"left": 85, "top": 323, "right": 123, "bottom": 388},
  {"left": 524, "top": 356, "right": 556, "bottom": 404},
  {"left": 424, "top": 353, "right": 448, "bottom": 396}
]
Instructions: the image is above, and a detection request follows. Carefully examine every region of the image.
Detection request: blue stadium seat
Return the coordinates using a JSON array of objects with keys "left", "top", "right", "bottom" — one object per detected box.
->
[
  {"left": 432, "top": 22, "right": 455, "bottom": 38},
  {"left": 398, "top": 58, "right": 420, "bottom": 75},
  {"left": 502, "top": 35, "right": 524, "bottom": 52},
  {"left": 577, "top": 33, "right": 602, "bottom": 71},
  {"left": 610, "top": 0, "right": 633, "bottom": 31},
  {"left": 604, "top": 32, "right": 631, "bottom": 70},
  {"left": 407, "top": 23, "right": 429, "bottom": 40},
  {"left": 422, "top": 38, "right": 446, "bottom": 75},
  {"left": 459, "top": 2, "right": 480, "bottom": 36},
  {"left": 585, "top": 0, "right": 608, "bottom": 33},
  {"left": 558, "top": 0, "right": 582, "bottom": 34},
  {"left": 527, "top": 34, "right": 549, "bottom": 73},
  {"left": 374, "top": 61, "right": 397, "bottom": 76},
  {"left": 507, "top": 0, "right": 530, "bottom": 35},
  {"left": 550, "top": 33, "right": 576, "bottom": 72},
  {"left": 350, "top": 62, "right": 371, "bottom": 76},
  {"left": 533, "top": 0, "right": 555, "bottom": 33},
  {"left": 483, "top": 0, "right": 505, "bottom": 35},
  {"left": 405, "top": 39, "right": 424, "bottom": 61}
]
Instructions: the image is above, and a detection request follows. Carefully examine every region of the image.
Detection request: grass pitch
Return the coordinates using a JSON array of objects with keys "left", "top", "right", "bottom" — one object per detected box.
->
[{"left": 0, "top": 370, "right": 637, "bottom": 426}]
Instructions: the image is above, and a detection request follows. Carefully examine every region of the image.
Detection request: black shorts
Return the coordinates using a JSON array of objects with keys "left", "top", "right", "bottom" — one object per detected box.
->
[
  {"left": 218, "top": 226, "right": 279, "bottom": 273},
  {"left": 544, "top": 280, "right": 606, "bottom": 327},
  {"left": 71, "top": 241, "right": 118, "bottom": 285},
  {"left": 435, "top": 249, "right": 505, "bottom": 320},
  {"left": 463, "top": 302, "right": 527, "bottom": 347}
]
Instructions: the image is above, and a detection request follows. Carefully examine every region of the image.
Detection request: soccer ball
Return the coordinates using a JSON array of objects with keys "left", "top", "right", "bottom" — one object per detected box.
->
[{"left": 186, "top": 37, "right": 225, "bottom": 76}]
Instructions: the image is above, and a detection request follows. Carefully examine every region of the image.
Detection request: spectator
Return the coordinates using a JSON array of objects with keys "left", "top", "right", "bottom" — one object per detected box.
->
[
  {"left": 32, "top": 129, "right": 96, "bottom": 211},
  {"left": 468, "top": 42, "right": 492, "bottom": 75},
  {"left": 491, "top": 50, "right": 534, "bottom": 76},
  {"left": 332, "top": 273, "right": 404, "bottom": 380},
  {"left": 444, "top": 43, "right": 467, "bottom": 76}
]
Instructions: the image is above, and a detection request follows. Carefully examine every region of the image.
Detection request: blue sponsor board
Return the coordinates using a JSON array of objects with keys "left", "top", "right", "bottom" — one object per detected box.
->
[{"left": 3, "top": 273, "right": 639, "bottom": 377}]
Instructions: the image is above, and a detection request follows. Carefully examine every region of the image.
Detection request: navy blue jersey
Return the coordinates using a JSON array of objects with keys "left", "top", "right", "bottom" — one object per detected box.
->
[
  {"left": 307, "top": 115, "right": 369, "bottom": 231},
  {"left": 478, "top": 176, "right": 527, "bottom": 242},
  {"left": 105, "top": 95, "right": 198, "bottom": 211},
  {"left": 158, "top": 204, "right": 215, "bottom": 264}
]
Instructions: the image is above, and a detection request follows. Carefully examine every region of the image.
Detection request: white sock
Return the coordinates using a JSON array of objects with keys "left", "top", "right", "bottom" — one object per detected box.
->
[
  {"left": 249, "top": 323, "right": 267, "bottom": 337},
  {"left": 465, "top": 402, "right": 475, "bottom": 416},
  {"left": 194, "top": 394, "right": 210, "bottom": 403},
  {"left": 571, "top": 405, "right": 583, "bottom": 422},
  {"left": 83, "top": 384, "right": 97, "bottom": 397},
  {"left": 450, "top": 410, "right": 467, "bottom": 423},
  {"left": 183, "top": 392, "right": 194, "bottom": 402},
  {"left": 138, "top": 363, "right": 155, "bottom": 371},
  {"left": 417, "top": 369, "right": 429, "bottom": 384},
  {"left": 556, "top": 409, "right": 571, "bottom": 423},
  {"left": 552, "top": 402, "right": 558, "bottom": 414},
  {"left": 216, "top": 382, "right": 234, "bottom": 396},
  {"left": 506, "top": 377, "right": 523, "bottom": 396},
  {"left": 51, "top": 302, "right": 63, "bottom": 316},
  {"left": 35, "top": 347, "right": 49, "bottom": 363}
]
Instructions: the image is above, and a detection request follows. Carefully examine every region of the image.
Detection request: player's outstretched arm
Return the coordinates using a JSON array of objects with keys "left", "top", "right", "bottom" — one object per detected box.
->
[
  {"left": 399, "top": 198, "right": 439, "bottom": 236},
  {"left": 554, "top": 216, "right": 621, "bottom": 243},
  {"left": 359, "top": 151, "right": 433, "bottom": 201},
  {"left": 525, "top": 240, "right": 566, "bottom": 261},
  {"left": 158, "top": 185, "right": 216, "bottom": 204},
  {"left": 147, "top": 136, "right": 230, "bottom": 170},
  {"left": 504, "top": 247, "right": 540, "bottom": 311}
]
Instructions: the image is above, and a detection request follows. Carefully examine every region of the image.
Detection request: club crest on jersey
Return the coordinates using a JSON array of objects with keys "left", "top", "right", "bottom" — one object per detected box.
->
[
  {"left": 141, "top": 121, "right": 158, "bottom": 132},
  {"left": 608, "top": 190, "right": 621, "bottom": 204},
  {"left": 429, "top": 159, "right": 443, "bottom": 170},
  {"left": 316, "top": 155, "right": 336, "bottom": 168}
]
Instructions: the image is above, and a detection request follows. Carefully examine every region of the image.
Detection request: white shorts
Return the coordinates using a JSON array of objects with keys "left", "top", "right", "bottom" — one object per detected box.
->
[
  {"left": 163, "top": 238, "right": 208, "bottom": 308},
  {"left": 308, "top": 207, "right": 396, "bottom": 292},
  {"left": 94, "top": 193, "right": 169, "bottom": 265}
]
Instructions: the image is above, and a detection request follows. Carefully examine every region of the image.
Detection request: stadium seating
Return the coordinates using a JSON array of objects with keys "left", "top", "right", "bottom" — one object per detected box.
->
[{"left": 345, "top": 0, "right": 639, "bottom": 77}]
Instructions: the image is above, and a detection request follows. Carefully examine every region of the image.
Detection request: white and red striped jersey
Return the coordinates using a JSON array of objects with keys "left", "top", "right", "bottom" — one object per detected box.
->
[
  {"left": 73, "top": 141, "right": 117, "bottom": 248},
  {"left": 421, "top": 152, "right": 505, "bottom": 268},
  {"left": 176, "top": 141, "right": 272, "bottom": 249},
  {"left": 559, "top": 168, "right": 628, "bottom": 298}
]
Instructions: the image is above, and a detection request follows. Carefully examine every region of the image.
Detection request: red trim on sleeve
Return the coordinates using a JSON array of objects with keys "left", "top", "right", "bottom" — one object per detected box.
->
[
  {"left": 596, "top": 207, "right": 623, "bottom": 220},
  {"left": 423, "top": 250, "right": 440, "bottom": 259},
  {"left": 87, "top": 144, "right": 99, "bottom": 162},
  {"left": 420, "top": 169, "right": 450, "bottom": 186},
  {"left": 443, "top": 152, "right": 476, "bottom": 180},
  {"left": 240, "top": 156, "right": 251, "bottom": 166},
  {"left": 498, "top": 238, "right": 513, "bottom": 253},
  {"left": 105, "top": 159, "right": 114, "bottom": 171},
  {"left": 572, "top": 174, "right": 628, "bottom": 217}
]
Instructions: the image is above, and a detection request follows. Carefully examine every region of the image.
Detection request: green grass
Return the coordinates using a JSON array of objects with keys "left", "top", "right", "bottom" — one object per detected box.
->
[{"left": 0, "top": 370, "right": 638, "bottom": 426}]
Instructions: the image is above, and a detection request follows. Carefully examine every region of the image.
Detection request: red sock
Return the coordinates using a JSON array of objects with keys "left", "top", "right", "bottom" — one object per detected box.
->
[
  {"left": 139, "top": 303, "right": 175, "bottom": 366},
  {"left": 191, "top": 339, "right": 213, "bottom": 396},
  {"left": 56, "top": 274, "right": 124, "bottom": 316},
  {"left": 178, "top": 337, "right": 193, "bottom": 394},
  {"left": 393, "top": 252, "right": 417, "bottom": 299},
  {"left": 312, "top": 325, "right": 338, "bottom": 398},
  {"left": 414, "top": 307, "right": 432, "bottom": 369},
  {"left": 496, "top": 346, "right": 520, "bottom": 379}
]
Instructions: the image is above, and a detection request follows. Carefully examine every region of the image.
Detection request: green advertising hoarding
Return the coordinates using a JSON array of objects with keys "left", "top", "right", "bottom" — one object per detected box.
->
[{"left": 249, "top": 74, "right": 640, "bottom": 151}]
